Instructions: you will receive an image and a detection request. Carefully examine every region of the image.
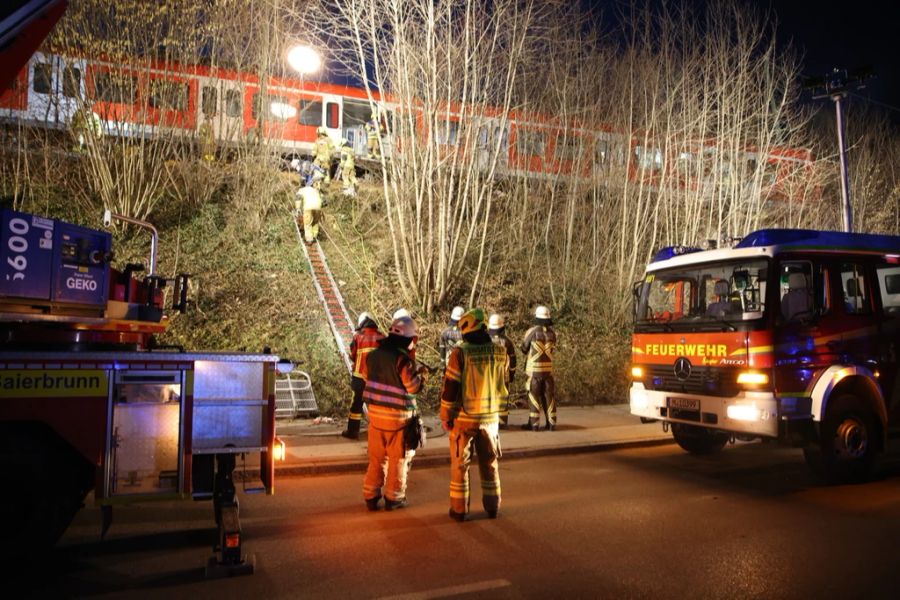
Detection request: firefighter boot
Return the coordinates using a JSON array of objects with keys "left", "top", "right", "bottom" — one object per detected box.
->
[
  {"left": 341, "top": 418, "right": 361, "bottom": 440},
  {"left": 365, "top": 495, "right": 381, "bottom": 511},
  {"left": 384, "top": 498, "right": 408, "bottom": 511}
]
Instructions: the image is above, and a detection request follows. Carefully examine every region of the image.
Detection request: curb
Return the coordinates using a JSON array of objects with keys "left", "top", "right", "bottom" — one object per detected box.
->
[{"left": 252, "top": 436, "right": 675, "bottom": 479}]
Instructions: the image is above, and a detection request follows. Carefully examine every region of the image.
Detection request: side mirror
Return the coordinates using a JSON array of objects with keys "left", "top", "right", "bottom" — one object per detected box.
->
[{"left": 632, "top": 280, "right": 644, "bottom": 318}]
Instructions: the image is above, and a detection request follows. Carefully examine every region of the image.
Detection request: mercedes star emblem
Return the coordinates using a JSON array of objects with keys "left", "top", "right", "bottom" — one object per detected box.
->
[{"left": 673, "top": 357, "right": 692, "bottom": 381}]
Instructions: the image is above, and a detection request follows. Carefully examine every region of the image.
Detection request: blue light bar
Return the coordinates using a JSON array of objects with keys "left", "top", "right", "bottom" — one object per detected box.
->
[
  {"left": 650, "top": 245, "right": 703, "bottom": 263},
  {"left": 737, "top": 229, "right": 900, "bottom": 253}
]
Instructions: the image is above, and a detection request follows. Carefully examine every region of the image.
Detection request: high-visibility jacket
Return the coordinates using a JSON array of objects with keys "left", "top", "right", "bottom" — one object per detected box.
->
[
  {"left": 520, "top": 325, "right": 557, "bottom": 375},
  {"left": 340, "top": 146, "right": 355, "bottom": 171},
  {"left": 350, "top": 326, "right": 384, "bottom": 380},
  {"left": 489, "top": 329, "right": 517, "bottom": 383},
  {"left": 314, "top": 135, "right": 334, "bottom": 163},
  {"left": 297, "top": 186, "right": 322, "bottom": 211},
  {"left": 363, "top": 339, "right": 423, "bottom": 430},
  {"left": 440, "top": 338, "right": 509, "bottom": 426}
]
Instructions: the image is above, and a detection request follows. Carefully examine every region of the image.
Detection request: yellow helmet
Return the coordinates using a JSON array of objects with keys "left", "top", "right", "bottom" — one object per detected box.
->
[{"left": 458, "top": 308, "right": 486, "bottom": 336}]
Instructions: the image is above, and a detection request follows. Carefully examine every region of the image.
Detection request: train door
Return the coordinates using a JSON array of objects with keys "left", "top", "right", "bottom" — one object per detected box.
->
[
  {"left": 341, "top": 98, "right": 371, "bottom": 156},
  {"left": 199, "top": 78, "right": 244, "bottom": 146},
  {"left": 106, "top": 370, "right": 186, "bottom": 498},
  {"left": 474, "top": 118, "right": 508, "bottom": 173},
  {"left": 322, "top": 94, "right": 342, "bottom": 146}
]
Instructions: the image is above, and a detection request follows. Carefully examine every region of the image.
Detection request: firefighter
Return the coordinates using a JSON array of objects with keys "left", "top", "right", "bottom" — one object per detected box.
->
[
  {"left": 365, "top": 111, "right": 382, "bottom": 159},
  {"left": 520, "top": 305, "right": 558, "bottom": 431},
  {"left": 296, "top": 182, "right": 323, "bottom": 244},
  {"left": 342, "top": 312, "right": 385, "bottom": 440},
  {"left": 439, "top": 308, "right": 509, "bottom": 521},
  {"left": 70, "top": 104, "right": 102, "bottom": 152},
  {"left": 438, "top": 306, "right": 465, "bottom": 368},
  {"left": 198, "top": 120, "right": 215, "bottom": 161},
  {"left": 313, "top": 127, "right": 335, "bottom": 184},
  {"left": 488, "top": 313, "right": 517, "bottom": 429},
  {"left": 339, "top": 139, "right": 357, "bottom": 197},
  {"left": 362, "top": 316, "right": 429, "bottom": 511}
]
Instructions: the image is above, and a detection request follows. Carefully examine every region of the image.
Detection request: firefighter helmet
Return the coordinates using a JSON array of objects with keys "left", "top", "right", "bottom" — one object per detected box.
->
[
  {"left": 342, "top": 138, "right": 351, "bottom": 148},
  {"left": 357, "top": 312, "right": 373, "bottom": 329},
  {"left": 392, "top": 307, "right": 411, "bottom": 320},
  {"left": 535, "top": 305, "right": 551, "bottom": 320},
  {"left": 488, "top": 313, "right": 504, "bottom": 330},
  {"left": 316, "top": 126, "right": 327, "bottom": 136},
  {"left": 450, "top": 306, "right": 464, "bottom": 322},
  {"left": 389, "top": 316, "right": 417, "bottom": 338},
  {"left": 458, "top": 308, "right": 486, "bottom": 336}
]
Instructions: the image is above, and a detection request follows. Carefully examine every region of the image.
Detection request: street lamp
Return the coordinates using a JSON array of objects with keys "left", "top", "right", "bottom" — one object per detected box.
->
[{"left": 286, "top": 44, "right": 322, "bottom": 76}]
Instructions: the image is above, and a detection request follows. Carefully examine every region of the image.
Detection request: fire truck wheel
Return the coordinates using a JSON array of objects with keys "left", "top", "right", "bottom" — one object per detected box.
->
[
  {"left": 0, "top": 424, "right": 94, "bottom": 557},
  {"left": 803, "top": 394, "right": 878, "bottom": 483},
  {"left": 670, "top": 422, "right": 729, "bottom": 455}
]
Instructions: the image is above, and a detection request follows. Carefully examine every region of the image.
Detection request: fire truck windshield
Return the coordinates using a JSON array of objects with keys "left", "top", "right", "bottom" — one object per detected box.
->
[{"left": 636, "top": 259, "right": 768, "bottom": 330}]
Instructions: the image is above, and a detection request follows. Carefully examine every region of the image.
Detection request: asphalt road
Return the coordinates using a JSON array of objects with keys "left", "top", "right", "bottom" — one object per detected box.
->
[{"left": 18, "top": 443, "right": 900, "bottom": 599}]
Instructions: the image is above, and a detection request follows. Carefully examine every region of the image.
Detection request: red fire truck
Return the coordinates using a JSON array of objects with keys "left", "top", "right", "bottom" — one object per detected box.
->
[
  {"left": 630, "top": 229, "right": 900, "bottom": 482},
  {"left": 0, "top": 207, "right": 284, "bottom": 575}
]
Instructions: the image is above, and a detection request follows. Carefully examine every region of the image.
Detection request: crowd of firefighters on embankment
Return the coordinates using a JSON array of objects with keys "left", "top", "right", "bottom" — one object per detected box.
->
[{"left": 285, "top": 113, "right": 563, "bottom": 521}]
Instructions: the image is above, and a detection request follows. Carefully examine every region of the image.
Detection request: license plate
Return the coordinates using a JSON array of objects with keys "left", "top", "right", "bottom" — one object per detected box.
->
[{"left": 668, "top": 397, "right": 700, "bottom": 411}]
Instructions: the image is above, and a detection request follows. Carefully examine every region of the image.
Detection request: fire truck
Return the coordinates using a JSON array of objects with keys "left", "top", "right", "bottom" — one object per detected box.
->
[
  {"left": 630, "top": 229, "right": 900, "bottom": 482},
  {"left": 0, "top": 207, "right": 285, "bottom": 575}
]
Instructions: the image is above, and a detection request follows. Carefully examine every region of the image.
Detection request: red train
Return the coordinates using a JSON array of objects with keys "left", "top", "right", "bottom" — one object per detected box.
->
[{"left": 1, "top": 50, "right": 817, "bottom": 201}]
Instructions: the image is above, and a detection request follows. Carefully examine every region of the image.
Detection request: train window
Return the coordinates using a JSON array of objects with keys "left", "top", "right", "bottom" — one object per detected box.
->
[
  {"left": 225, "top": 89, "right": 242, "bottom": 118},
  {"left": 298, "top": 99, "right": 322, "bottom": 126},
  {"left": 93, "top": 72, "right": 137, "bottom": 104},
  {"left": 343, "top": 100, "right": 370, "bottom": 127},
  {"left": 437, "top": 120, "right": 459, "bottom": 146},
  {"left": 516, "top": 129, "right": 545, "bottom": 156},
  {"left": 62, "top": 66, "right": 81, "bottom": 98},
  {"left": 675, "top": 151, "right": 695, "bottom": 174},
  {"left": 201, "top": 86, "right": 217, "bottom": 117},
  {"left": 326, "top": 102, "right": 339, "bottom": 129},
  {"left": 33, "top": 63, "right": 52, "bottom": 94},
  {"left": 634, "top": 145, "right": 663, "bottom": 171},
  {"left": 555, "top": 135, "right": 580, "bottom": 161},
  {"left": 149, "top": 80, "right": 188, "bottom": 111}
]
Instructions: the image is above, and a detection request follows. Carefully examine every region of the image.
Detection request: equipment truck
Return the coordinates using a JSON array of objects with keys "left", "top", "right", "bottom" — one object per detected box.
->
[{"left": 0, "top": 207, "right": 285, "bottom": 575}]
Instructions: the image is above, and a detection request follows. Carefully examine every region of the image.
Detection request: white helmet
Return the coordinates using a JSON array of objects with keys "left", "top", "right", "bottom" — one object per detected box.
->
[
  {"left": 290, "top": 157, "right": 301, "bottom": 171},
  {"left": 488, "top": 313, "right": 504, "bottom": 329},
  {"left": 316, "top": 126, "right": 327, "bottom": 136},
  {"left": 357, "top": 312, "right": 373, "bottom": 329},
  {"left": 535, "top": 305, "right": 551, "bottom": 320},
  {"left": 392, "top": 308, "right": 411, "bottom": 320},
  {"left": 389, "top": 316, "right": 417, "bottom": 338},
  {"left": 450, "top": 306, "right": 465, "bottom": 321}
]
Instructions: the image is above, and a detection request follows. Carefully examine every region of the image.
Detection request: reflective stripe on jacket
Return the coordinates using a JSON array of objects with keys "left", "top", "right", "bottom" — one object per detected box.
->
[
  {"left": 363, "top": 341, "right": 422, "bottom": 430},
  {"left": 350, "top": 326, "right": 384, "bottom": 379},
  {"left": 521, "top": 325, "right": 557, "bottom": 375},
  {"left": 440, "top": 340, "right": 509, "bottom": 426}
]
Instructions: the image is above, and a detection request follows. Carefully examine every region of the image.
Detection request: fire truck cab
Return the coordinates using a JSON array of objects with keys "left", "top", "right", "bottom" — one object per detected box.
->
[{"left": 630, "top": 229, "right": 900, "bottom": 482}]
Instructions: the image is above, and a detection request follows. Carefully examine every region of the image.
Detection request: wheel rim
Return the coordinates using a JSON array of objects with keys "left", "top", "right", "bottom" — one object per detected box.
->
[{"left": 833, "top": 416, "right": 869, "bottom": 460}]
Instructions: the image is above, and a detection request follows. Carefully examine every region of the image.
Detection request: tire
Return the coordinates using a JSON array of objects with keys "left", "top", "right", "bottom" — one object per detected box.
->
[
  {"left": 803, "top": 393, "right": 878, "bottom": 483},
  {"left": 671, "top": 422, "right": 730, "bottom": 455}
]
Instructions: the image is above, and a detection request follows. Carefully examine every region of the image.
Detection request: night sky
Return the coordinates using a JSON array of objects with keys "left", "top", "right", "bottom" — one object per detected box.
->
[{"left": 583, "top": 1, "right": 900, "bottom": 120}]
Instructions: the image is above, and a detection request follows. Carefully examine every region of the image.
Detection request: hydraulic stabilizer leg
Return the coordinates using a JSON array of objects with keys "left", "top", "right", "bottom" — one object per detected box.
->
[{"left": 206, "top": 453, "right": 255, "bottom": 578}]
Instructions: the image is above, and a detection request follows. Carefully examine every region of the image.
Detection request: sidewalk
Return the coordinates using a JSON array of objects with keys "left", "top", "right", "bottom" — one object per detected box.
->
[{"left": 273, "top": 405, "right": 673, "bottom": 477}]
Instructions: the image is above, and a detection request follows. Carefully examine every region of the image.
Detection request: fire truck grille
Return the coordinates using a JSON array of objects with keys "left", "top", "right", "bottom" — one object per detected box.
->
[{"left": 644, "top": 365, "right": 741, "bottom": 398}]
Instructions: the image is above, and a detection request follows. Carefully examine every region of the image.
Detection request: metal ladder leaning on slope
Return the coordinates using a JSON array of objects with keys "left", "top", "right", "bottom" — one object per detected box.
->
[{"left": 293, "top": 219, "right": 355, "bottom": 375}]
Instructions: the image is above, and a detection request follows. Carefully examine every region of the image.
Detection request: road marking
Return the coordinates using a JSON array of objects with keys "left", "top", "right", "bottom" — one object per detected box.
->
[{"left": 377, "top": 578, "right": 513, "bottom": 600}]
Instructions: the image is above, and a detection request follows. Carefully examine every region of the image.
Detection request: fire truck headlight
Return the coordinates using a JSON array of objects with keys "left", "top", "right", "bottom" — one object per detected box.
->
[
  {"left": 736, "top": 371, "right": 769, "bottom": 386},
  {"left": 273, "top": 437, "right": 287, "bottom": 461},
  {"left": 727, "top": 404, "right": 762, "bottom": 421},
  {"left": 631, "top": 365, "right": 645, "bottom": 380}
]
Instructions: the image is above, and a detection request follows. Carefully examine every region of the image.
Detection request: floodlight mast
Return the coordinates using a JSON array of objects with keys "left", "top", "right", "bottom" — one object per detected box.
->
[{"left": 806, "top": 67, "right": 872, "bottom": 233}]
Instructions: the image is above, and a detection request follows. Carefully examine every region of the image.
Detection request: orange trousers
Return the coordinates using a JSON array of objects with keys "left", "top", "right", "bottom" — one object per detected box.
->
[{"left": 363, "top": 426, "right": 414, "bottom": 502}]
